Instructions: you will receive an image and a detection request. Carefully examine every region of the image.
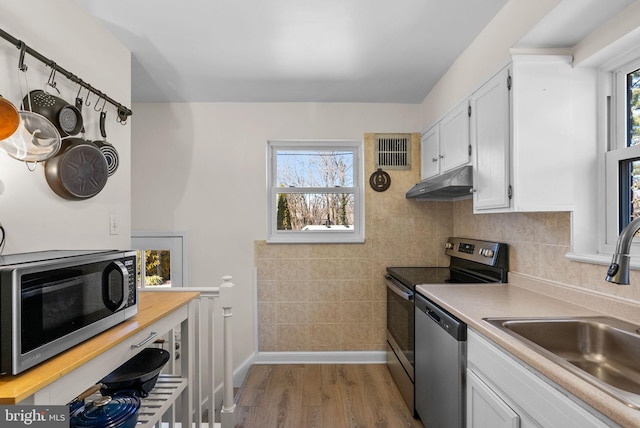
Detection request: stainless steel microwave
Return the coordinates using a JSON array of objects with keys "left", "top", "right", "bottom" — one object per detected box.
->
[{"left": 0, "top": 250, "right": 138, "bottom": 375}]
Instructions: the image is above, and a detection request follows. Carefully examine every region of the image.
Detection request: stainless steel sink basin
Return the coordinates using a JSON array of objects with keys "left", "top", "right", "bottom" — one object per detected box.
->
[{"left": 484, "top": 316, "right": 640, "bottom": 409}]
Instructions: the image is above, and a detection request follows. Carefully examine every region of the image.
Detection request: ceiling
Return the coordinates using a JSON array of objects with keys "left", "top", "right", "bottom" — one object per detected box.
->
[
  {"left": 76, "top": 0, "right": 637, "bottom": 104},
  {"left": 76, "top": 0, "right": 510, "bottom": 103}
]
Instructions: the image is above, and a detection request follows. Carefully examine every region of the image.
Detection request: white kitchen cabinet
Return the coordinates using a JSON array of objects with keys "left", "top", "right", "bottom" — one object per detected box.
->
[
  {"left": 467, "top": 369, "right": 519, "bottom": 428},
  {"left": 421, "top": 100, "right": 470, "bottom": 181},
  {"left": 470, "top": 66, "right": 510, "bottom": 211},
  {"left": 421, "top": 123, "right": 440, "bottom": 179},
  {"left": 440, "top": 100, "right": 471, "bottom": 173},
  {"left": 471, "top": 54, "right": 577, "bottom": 213},
  {"left": 467, "top": 329, "right": 618, "bottom": 428}
]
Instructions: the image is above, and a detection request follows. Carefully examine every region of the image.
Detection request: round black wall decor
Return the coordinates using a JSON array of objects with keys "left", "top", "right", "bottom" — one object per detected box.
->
[{"left": 369, "top": 168, "right": 391, "bottom": 192}]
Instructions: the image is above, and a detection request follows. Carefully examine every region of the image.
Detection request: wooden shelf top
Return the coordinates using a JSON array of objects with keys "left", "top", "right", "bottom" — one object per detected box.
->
[{"left": 0, "top": 290, "right": 199, "bottom": 404}]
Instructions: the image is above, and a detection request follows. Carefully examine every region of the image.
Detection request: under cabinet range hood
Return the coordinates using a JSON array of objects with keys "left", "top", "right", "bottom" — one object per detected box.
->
[{"left": 406, "top": 165, "right": 473, "bottom": 200}]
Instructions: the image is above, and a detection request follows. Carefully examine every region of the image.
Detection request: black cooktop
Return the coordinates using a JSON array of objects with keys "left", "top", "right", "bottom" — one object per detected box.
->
[
  {"left": 386, "top": 238, "right": 508, "bottom": 288},
  {"left": 386, "top": 267, "right": 453, "bottom": 286},
  {"left": 386, "top": 265, "right": 505, "bottom": 289}
]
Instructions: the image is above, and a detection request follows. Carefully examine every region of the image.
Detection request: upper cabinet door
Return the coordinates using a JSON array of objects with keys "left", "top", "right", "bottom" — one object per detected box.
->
[
  {"left": 421, "top": 123, "right": 440, "bottom": 180},
  {"left": 509, "top": 54, "right": 575, "bottom": 212},
  {"left": 471, "top": 66, "right": 511, "bottom": 211},
  {"left": 440, "top": 100, "right": 471, "bottom": 173}
]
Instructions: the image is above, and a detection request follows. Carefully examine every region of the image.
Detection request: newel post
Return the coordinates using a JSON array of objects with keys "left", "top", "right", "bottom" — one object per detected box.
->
[{"left": 219, "top": 275, "right": 236, "bottom": 428}]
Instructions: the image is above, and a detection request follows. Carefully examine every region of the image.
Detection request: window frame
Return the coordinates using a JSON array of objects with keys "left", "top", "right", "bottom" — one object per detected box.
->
[
  {"left": 604, "top": 56, "right": 640, "bottom": 250},
  {"left": 266, "top": 139, "right": 365, "bottom": 244}
]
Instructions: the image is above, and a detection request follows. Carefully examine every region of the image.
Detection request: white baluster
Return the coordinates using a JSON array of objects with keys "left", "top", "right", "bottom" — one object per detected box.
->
[{"left": 219, "top": 275, "right": 236, "bottom": 428}]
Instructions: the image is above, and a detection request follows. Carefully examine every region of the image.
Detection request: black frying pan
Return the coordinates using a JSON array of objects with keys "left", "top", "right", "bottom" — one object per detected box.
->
[{"left": 44, "top": 137, "right": 108, "bottom": 200}]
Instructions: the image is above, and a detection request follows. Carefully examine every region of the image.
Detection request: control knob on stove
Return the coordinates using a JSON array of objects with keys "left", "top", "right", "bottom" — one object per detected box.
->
[
  {"left": 445, "top": 242, "right": 454, "bottom": 249},
  {"left": 480, "top": 248, "right": 495, "bottom": 258}
]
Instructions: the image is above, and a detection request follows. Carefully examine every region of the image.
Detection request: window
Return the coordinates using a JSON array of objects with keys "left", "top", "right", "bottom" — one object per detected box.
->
[
  {"left": 267, "top": 140, "right": 364, "bottom": 243},
  {"left": 605, "top": 58, "right": 640, "bottom": 246},
  {"left": 131, "top": 232, "right": 187, "bottom": 287}
]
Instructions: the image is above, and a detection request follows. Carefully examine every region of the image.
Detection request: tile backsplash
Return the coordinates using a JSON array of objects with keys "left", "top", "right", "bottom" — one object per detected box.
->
[
  {"left": 454, "top": 198, "right": 640, "bottom": 312},
  {"left": 255, "top": 134, "right": 640, "bottom": 353},
  {"left": 255, "top": 133, "right": 453, "bottom": 352}
]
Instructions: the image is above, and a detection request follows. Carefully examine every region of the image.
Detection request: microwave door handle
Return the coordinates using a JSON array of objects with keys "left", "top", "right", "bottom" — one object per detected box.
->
[{"left": 102, "top": 261, "right": 129, "bottom": 312}]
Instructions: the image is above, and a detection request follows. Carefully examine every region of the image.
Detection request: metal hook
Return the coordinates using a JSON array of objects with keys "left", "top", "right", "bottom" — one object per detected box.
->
[
  {"left": 45, "top": 64, "right": 60, "bottom": 94},
  {"left": 84, "top": 89, "right": 92, "bottom": 107},
  {"left": 18, "top": 41, "right": 27, "bottom": 72},
  {"left": 94, "top": 95, "right": 105, "bottom": 112}
]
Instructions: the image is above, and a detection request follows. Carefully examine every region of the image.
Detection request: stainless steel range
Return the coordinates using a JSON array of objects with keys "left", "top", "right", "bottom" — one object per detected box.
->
[{"left": 385, "top": 237, "right": 508, "bottom": 417}]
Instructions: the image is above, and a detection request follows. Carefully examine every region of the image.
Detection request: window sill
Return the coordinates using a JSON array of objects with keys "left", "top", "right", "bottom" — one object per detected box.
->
[
  {"left": 266, "top": 236, "right": 366, "bottom": 244},
  {"left": 565, "top": 251, "right": 611, "bottom": 266},
  {"left": 566, "top": 251, "right": 640, "bottom": 271}
]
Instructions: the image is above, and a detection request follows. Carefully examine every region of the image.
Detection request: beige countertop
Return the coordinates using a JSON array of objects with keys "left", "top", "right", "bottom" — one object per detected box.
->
[{"left": 415, "top": 283, "right": 640, "bottom": 428}]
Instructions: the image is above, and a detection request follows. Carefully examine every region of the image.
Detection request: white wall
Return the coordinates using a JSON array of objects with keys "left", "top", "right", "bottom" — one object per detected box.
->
[
  {"left": 419, "top": 0, "right": 561, "bottom": 129},
  {"left": 131, "top": 102, "right": 420, "bottom": 373},
  {"left": 0, "top": 0, "right": 131, "bottom": 253}
]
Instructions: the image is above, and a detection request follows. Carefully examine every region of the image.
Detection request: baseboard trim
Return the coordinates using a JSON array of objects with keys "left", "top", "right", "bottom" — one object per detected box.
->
[{"left": 253, "top": 351, "right": 387, "bottom": 364}]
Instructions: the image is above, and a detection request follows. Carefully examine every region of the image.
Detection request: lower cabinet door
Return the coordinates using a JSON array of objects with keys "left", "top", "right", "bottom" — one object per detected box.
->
[{"left": 467, "top": 369, "right": 520, "bottom": 428}]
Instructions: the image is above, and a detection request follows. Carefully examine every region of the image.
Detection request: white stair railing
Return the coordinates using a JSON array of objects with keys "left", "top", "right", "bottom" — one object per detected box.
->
[
  {"left": 143, "top": 275, "right": 235, "bottom": 428},
  {"left": 219, "top": 276, "right": 236, "bottom": 428}
]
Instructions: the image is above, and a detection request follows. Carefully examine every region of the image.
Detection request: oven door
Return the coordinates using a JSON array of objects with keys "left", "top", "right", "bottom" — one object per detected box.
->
[{"left": 385, "top": 275, "right": 415, "bottom": 380}]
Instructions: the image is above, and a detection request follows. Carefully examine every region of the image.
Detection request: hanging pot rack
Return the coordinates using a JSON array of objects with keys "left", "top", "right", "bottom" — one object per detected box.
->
[{"left": 0, "top": 27, "right": 132, "bottom": 123}]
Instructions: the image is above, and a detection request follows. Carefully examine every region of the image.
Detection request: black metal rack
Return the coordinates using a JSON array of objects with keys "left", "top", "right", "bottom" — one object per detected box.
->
[{"left": 0, "top": 27, "right": 132, "bottom": 122}]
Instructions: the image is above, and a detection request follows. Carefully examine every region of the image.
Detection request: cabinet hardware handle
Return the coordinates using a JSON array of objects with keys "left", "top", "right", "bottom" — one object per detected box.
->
[
  {"left": 432, "top": 158, "right": 438, "bottom": 162},
  {"left": 131, "top": 332, "right": 158, "bottom": 348}
]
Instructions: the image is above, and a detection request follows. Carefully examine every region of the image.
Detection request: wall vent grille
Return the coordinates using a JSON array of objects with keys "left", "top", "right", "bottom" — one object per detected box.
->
[{"left": 375, "top": 134, "right": 411, "bottom": 170}]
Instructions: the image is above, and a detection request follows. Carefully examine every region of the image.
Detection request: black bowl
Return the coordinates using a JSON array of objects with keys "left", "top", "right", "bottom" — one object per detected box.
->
[{"left": 100, "top": 348, "right": 170, "bottom": 398}]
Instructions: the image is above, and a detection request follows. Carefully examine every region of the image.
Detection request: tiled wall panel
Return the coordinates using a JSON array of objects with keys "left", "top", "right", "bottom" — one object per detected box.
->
[{"left": 255, "top": 133, "right": 454, "bottom": 351}]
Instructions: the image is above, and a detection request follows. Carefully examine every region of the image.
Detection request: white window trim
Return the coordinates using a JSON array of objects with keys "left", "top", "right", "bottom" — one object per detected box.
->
[
  {"left": 604, "top": 56, "right": 640, "bottom": 252},
  {"left": 568, "top": 43, "right": 640, "bottom": 268},
  {"left": 266, "top": 140, "right": 365, "bottom": 244}
]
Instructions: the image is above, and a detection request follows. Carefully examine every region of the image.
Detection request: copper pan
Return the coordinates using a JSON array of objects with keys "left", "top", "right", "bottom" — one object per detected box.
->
[{"left": 0, "top": 96, "right": 19, "bottom": 140}]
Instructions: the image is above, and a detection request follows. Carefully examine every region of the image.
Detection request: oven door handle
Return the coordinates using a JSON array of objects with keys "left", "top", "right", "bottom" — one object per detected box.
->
[{"left": 385, "top": 278, "right": 414, "bottom": 301}]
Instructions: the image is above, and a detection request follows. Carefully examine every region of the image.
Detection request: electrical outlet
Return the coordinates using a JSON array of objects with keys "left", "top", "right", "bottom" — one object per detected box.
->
[{"left": 109, "top": 214, "right": 119, "bottom": 235}]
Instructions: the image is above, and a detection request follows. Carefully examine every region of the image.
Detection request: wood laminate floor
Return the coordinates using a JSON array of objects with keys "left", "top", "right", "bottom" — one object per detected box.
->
[{"left": 234, "top": 364, "right": 424, "bottom": 428}]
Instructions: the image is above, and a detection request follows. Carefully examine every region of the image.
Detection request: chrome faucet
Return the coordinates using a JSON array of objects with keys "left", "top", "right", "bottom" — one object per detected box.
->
[{"left": 606, "top": 217, "right": 640, "bottom": 284}]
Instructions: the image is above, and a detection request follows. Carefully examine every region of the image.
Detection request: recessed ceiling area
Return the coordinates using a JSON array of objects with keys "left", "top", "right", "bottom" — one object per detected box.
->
[{"left": 76, "top": 0, "right": 509, "bottom": 103}]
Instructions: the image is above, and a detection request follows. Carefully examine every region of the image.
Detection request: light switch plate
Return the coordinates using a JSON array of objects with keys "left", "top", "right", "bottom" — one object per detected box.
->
[{"left": 109, "top": 214, "right": 119, "bottom": 235}]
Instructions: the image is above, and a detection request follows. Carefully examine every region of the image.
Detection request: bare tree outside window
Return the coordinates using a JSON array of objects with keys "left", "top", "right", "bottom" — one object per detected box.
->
[
  {"left": 621, "top": 69, "right": 640, "bottom": 227},
  {"left": 276, "top": 150, "right": 355, "bottom": 231},
  {"left": 268, "top": 140, "right": 363, "bottom": 243}
]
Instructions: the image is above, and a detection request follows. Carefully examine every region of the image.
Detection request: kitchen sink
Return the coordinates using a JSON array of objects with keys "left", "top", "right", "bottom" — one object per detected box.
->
[{"left": 484, "top": 316, "right": 640, "bottom": 409}]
